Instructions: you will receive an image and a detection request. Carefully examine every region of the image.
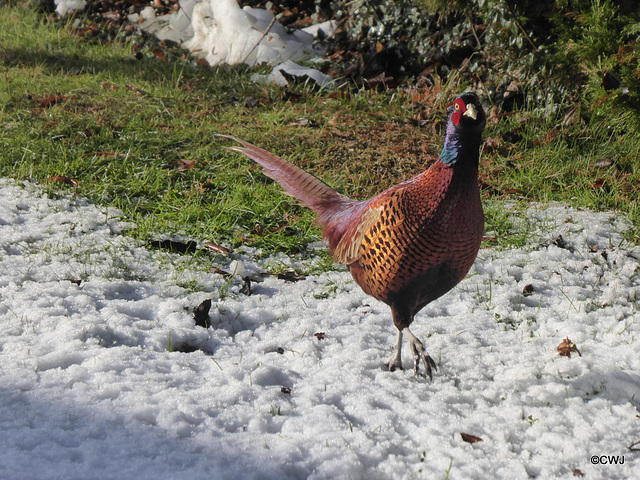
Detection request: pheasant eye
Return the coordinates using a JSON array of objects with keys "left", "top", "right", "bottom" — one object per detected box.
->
[{"left": 454, "top": 103, "right": 460, "bottom": 111}]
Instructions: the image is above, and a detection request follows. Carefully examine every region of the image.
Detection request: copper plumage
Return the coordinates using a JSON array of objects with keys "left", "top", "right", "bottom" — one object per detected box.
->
[{"left": 220, "top": 92, "right": 486, "bottom": 379}]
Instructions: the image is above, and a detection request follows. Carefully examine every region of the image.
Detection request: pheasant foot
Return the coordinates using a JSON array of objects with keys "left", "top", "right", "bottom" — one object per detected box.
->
[{"left": 403, "top": 327, "right": 437, "bottom": 380}]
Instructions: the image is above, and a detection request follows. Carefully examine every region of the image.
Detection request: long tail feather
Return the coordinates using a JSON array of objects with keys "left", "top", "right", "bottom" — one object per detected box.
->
[{"left": 218, "top": 135, "right": 348, "bottom": 214}]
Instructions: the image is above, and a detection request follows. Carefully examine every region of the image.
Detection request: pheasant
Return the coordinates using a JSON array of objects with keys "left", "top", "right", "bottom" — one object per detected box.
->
[{"left": 220, "top": 92, "right": 485, "bottom": 379}]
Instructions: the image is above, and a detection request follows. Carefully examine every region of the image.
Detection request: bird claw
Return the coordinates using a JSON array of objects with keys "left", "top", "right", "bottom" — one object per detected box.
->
[
  {"left": 385, "top": 357, "right": 403, "bottom": 372},
  {"left": 412, "top": 350, "right": 437, "bottom": 380},
  {"left": 408, "top": 335, "right": 437, "bottom": 381}
]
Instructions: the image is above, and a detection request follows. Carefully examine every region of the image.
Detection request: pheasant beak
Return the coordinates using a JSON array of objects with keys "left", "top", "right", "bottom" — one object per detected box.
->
[{"left": 463, "top": 103, "right": 478, "bottom": 121}]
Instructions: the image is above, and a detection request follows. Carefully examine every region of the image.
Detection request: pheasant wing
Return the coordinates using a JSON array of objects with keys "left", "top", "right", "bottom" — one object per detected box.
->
[{"left": 332, "top": 188, "right": 409, "bottom": 267}]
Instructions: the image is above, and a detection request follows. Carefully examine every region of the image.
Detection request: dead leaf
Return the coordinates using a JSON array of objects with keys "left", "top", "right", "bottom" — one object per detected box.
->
[
  {"left": 504, "top": 81, "right": 521, "bottom": 98},
  {"left": 593, "top": 158, "right": 614, "bottom": 168},
  {"left": 100, "top": 81, "right": 118, "bottom": 91},
  {"left": 203, "top": 242, "right": 234, "bottom": 254},
  {"left": 328, "top": 48, "right": 345, "bottom": 60},
  {"left": 314, "top": 332, "right": 326, "bottom": 341},
  {"left": 558, "top": 337, "right": 582, "bottom": 358},
  {"left": 39, "top": 96, "right": 70, "bottom": 108},
  {"left": 411, "top": 92, "right": 430, "bottom": 103},
  {"left": 210, "top": 267, "right": 231, "bottom": 277},
  {"left": 42, "top": 176, "right": 79, "bottom": 192},
  {"left": 522, "top": 284, "right": 534, "bottom": 297},
  {"left": 196, "top": 58, "right": 210, "bottom": 68},
  {"left": 460, "top": 432, "right": 483, "bottom": 444},
  {"left": 482, "top": 136, "right": 503, "bottom": 152},
  {"left": 125, "top": 84, "right": 143, "bottom": 95},
  {"left": 152, "top": 48, "right": 167, "bottom": 61},
  {"left": 176, "top": 159, "right": 195, "bottom": 171}
]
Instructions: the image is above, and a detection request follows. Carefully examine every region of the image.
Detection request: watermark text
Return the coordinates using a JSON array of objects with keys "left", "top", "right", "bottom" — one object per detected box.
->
[{"left": 590, "top": 455, "right": 625, "bottom": 465}]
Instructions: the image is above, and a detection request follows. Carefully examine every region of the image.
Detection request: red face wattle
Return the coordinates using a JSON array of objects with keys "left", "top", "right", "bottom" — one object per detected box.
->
[{"left": 450, "top": 96, "right": 484, "bottom": 128}]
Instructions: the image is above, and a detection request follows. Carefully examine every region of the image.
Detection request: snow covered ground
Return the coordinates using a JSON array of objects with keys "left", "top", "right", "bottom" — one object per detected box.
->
[{"left": 0, "top": 178, "right": 639, "bottom": 479}]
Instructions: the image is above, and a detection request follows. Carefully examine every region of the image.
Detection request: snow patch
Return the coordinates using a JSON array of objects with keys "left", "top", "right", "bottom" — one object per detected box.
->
[
  {"left": 56, "top": 0, "right": 336, "bottom": 86},
  {"left": 1, "top": 178, "right": 639, "bottom": 478},
  {"left": 54, "top": 0, "right": 86, "bottom": 16}
]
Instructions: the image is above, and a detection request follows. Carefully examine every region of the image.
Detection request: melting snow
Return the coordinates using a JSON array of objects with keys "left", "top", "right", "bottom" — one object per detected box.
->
[{"left": 56, "top": 0, "right": 336, "bottom": 86}]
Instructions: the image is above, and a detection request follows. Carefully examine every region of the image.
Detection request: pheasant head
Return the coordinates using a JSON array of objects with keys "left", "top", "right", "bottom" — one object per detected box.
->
[{"left": 439, "top": 92, "right": 486, "bottom": 167}]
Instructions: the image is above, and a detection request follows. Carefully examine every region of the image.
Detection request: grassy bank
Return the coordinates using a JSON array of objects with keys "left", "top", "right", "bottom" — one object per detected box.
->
[{"left": 1, "top": 2, "right": 639, "bottom": 270}]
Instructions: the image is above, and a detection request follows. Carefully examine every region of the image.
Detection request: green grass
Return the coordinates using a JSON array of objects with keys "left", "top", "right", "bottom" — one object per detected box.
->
[
  {"left": 481, "top": 105, "right": 640, "bottom": 242},
  {"left": 1, "top": 2, "right": 640, "bottom": 273}
]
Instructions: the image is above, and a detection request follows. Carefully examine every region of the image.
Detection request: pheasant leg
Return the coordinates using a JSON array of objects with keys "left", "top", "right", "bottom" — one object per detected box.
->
[{"left": 385, "top": 330, "right": 404, "bottom": 371}]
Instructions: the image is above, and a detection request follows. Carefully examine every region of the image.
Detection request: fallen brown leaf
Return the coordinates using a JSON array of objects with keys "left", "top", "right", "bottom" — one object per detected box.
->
[
  {"left": 152, "top": 48, "right": 167, "bottom": 61},
  {"left": 42, "top": 176, "right": 79, "bottom": 192},
  {"left": 460, "top": 432, "right": 483, "bottom": 444},
  {"left": 176, "top": 159, "right": 195, "bottom": 171},
  {"left": 125, "top": 84, "right": 143, "bottom": 95},
  {"left": 210, "top": 267, "right": 231, "bottom": 277},
  {"left": 39, "top": 96, "right": 70, "bottom": 108},
  {"left": 558, "top": 337, "right": 582, "bottom": 358},
  {"left": 203, "top": 242, "right": 234, "bottom": 254}
]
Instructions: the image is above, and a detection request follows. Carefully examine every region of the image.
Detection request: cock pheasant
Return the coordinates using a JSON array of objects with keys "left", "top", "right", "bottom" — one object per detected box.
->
[{"left": 220, "top": 92, "right": 485, "bottom": 379}]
